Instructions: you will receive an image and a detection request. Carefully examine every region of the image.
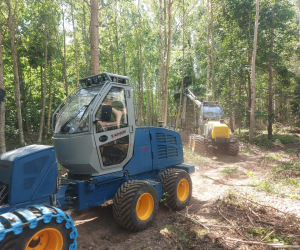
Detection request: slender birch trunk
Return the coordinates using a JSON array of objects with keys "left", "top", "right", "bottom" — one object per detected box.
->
[
  {"left": 115, "top": 0, "right": 120, "bottom": 75},
  {"left": 47, "top": 54, "right": 53, "bottom": 133},
  {"left": 268, "top": 9, "right": 274, "bottom": 139},
  {"left": 176, "top": 0, "right": 185, "bottom": 129},
  {"left": 0, "top": 31, "right": 6, "bottom": 153},
  {"left": 249, "top": 0, "right": 260, "bottom": 143},
  {"left": 162, "top": 0, "right": 173, "bottom": 124},
  {"left": 62, "top": 6, "right": 68, "bottom": 95},
  {"left": 211, "top": 0, "right": 215, "bottom": 101},
  {"left": 206, "top": 0, "right": 210, "bottom": 101},
  {"left": 71, "top": 0, "right": 79, "bottom": 88},
  {"left": 37, "top": 24, "right": 48, "bottom": 143},
  {"left": 83, "top": 2, "right": 89, "bottom": 75},
  {"left": 91, "top": 0, "right": 99, "bottom": 75},
  {"left": 158, "top": 0, "right": 162, "bottom": 121},
  {"left": 7, "top": 0, "right": 25, "bottom": 145}
]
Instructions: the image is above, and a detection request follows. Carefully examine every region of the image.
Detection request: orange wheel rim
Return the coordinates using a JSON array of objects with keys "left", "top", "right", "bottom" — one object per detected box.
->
[
  {"left": 26, "top": 228, "right": 63, "bottom": 250},
  {"left": 136, "top": 193, "right": 154, "bottom": 221},
  {"left": 177, "top": 179, "right": 189, "bottom": 201}
]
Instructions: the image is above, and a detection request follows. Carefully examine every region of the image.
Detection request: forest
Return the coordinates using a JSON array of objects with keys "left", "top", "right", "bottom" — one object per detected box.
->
[{"left": 0, "top": 0, "right": 300, "bottom": 153}]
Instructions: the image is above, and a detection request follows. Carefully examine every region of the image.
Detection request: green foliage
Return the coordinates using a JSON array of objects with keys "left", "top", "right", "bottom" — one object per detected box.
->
[{"left": 1, "top": 0, "right": 300, "bottom": 149}]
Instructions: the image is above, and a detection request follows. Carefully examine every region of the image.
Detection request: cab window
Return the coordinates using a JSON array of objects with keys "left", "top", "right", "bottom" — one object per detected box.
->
[{"left": 95, "top": 87, "right": 128, "bottom": 133}]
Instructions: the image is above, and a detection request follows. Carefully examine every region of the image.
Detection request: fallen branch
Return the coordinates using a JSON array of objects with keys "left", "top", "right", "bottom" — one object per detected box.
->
[
  {"left": 161, "top": 230, "right": 183, "bottom": 250},
  {"left": 238, "top": 193, "right": 295, "bottom": 217},
  {"left": 218, "top": 208, "right": 248, "bottom": 240},
  {"left": 175, "top": 211, "right": 210, "bottom": 231},
  {"left": 225, "top": 237, "right": 300, "bottom": 249},
  {"left": 260, "top": 230, "right": 274, "bottom": 242}
]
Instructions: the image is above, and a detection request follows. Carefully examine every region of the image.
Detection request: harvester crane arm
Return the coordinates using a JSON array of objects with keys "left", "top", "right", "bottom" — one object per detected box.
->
[
  {"left": 182, "top": 88, "right": 201, "bottom": 122},
  {"left": 185, "top": 88, "right": 202, "bottom": 108}
]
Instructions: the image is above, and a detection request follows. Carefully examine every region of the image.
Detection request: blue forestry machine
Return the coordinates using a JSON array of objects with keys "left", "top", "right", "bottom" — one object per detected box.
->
[{"left": 0, "top": 73, "right": 194, "bottom": 250}]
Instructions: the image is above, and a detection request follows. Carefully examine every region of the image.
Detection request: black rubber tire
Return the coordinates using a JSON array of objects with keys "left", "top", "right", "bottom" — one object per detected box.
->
[
  {"left": 188, "top": 134, "right": 197, "bottom": 148},
  {"left": 160, "top": 169, "right": 192, "bottom": 210},
  {"left": 227, "top": 142, "right": 239, "bottom": 156},
  {"left": 113, "top": 180, "right": 159, "bottom": 231},
  {"left": 205, "top": 145, "right": 214, "bottom": 155},
  {"left": 0, "top": 218, "right": 73, "bottom": 250},
  {"left": 193, "top": 136, "right": 205, "bottom": 155}
]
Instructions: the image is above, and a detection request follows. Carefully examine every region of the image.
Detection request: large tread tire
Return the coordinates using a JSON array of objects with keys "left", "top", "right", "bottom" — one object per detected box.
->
[
  {"left": 227, "top": 142, "right": 239, "bottom": 156},
  {"left": 0, "top": 205, "right": 77, "bottom": 250},
  {"left": 193, "top": 136, "right": 205, "bottom": 155},
  {"left": 113, "top": 180, "right": 159, "bottom": 231},
  {"left": 160, "top": 169, "right": 192, "bottom": 211},
  {"left": 188, "top": 134, "right": 197, "bottom": 148}
]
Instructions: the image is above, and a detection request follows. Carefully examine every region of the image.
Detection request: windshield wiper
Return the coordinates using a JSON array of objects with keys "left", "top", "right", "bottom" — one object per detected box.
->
[{"left": 60, "top": 105, "right": 87, "bottom": 132}]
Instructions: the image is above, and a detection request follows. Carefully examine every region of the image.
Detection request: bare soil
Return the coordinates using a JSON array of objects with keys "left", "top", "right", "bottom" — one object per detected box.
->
[{"left": 73, "top": 140, "right": 300, "bottom": 250}]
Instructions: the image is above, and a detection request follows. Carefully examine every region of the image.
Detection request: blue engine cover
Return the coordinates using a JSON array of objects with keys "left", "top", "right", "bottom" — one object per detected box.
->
[
  {"left": 124, "top": 127, "right": 183, "bottom": 175},
  {"left": 0, "top": 145, "right": 57, "bottom": 205}
]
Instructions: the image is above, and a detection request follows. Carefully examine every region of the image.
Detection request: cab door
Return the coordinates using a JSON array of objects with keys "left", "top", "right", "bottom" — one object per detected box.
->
[{"left": 92, "top": 84, "right": 135, "bottom": 173}]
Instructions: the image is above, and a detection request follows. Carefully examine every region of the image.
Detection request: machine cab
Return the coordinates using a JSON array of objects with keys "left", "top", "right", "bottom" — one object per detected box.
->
[{"left": 52, "top": 73, "right": 135, "bottom": 179}]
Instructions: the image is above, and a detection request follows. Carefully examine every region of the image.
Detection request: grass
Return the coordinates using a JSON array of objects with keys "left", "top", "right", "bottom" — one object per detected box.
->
[
  {"left": 249, "top": 160, "right": 300, "bottom": 199},
  {"left": 233, "top": 125, "right": 299, "bottom": 149},
  {"left": 221, "top": 166, "right": 238, "bottom": 175}
]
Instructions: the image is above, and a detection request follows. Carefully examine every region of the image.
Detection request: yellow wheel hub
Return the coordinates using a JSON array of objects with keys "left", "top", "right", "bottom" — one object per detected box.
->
[
  {"left": 26, "top": 228, "right": 63, "bottom": 250},
  {"left": 136, "top": 193, "right": 154, "bottom": 221},
  {"left": 177, "top": 179, "right": 189, "bottom": 201}
]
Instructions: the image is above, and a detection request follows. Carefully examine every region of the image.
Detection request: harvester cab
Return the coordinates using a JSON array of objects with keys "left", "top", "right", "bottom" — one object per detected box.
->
[
  {"left": 182, "top": 88, "right": 239, "bottom": 156},
  {"left": 52, "top": 73, "right": 135, "bottom": 179}
]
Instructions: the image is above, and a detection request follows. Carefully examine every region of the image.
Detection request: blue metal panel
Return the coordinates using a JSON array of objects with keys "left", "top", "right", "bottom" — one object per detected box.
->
[
  {"left": 149, "top": 127, "right": 184, "bottom": 169},
  {"left": 173, "top": 164, "right": 195, "bottom": 174},
  {"left": 9, "top": 146, "right": 57, "bottom": 205},
  {"left": 32, "top": 162, "right": 58, "bottom": 200},
  {"left": 124, "top": 127, "right": 153, "bottom": 175}
]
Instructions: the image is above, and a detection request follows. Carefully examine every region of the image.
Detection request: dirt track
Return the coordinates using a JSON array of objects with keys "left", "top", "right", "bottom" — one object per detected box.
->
[{"left": 73, "top": 141, "right": 300, "bottom": 250}]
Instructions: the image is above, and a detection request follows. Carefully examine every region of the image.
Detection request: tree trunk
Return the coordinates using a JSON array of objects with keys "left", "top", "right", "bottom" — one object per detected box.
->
[
  {"left": 17, "top": 51, "right": 30, "bottom": 135},
  {"left": 83, "top": 2, "right": 89, "bottom": 75},
  {"left": 211, "top": 0, "right": 215, "bottom": 101},
  {"left": 249, "top": 0, "right": 260, "bottom": 143},
  {"left": 138, "top": 2, "right": 144, "bottom": 126},
  {"left": 7, "top": 0, "right": 25, "bottom": 145},
  {"left": 47, "top": 54, "right": 53, "bottom": 134},
  {"left": 206, "top": 0, "right": 210, "bottom": 101},
  {"left": 62, "top": 7, "right": 68, "bottom": 95},
  {"left": 71, "top": 0, "right": 79, "bottom": 88},
  {"left": 267, "top": 11, "right": 274, "bottom": 140},
  {"left": 90, "top": 0, "right": 99, "bottom": 75},
  {"left": 115, "top": 0, "right": 120, "bottom": 75},
  {"left": 157, "top": 0, "right": 162, "bottom": 121},
  {"left": 0, "top": 31, "right": 6, "bottom": 153},
  {"left": 38, "top": 24, "right": 48, "bottom": 143},
  {"left": 176, "top": 0, "right": 185, "bottom": 129},
  {"left": 238, "top": 80, "right": 241, "bottom": 134},
  {"left": 146, "top": 64, "right": 151, "bottom": 126},
  {"left": 162, "top": 0, "right": 173, "bottom": 125}
]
